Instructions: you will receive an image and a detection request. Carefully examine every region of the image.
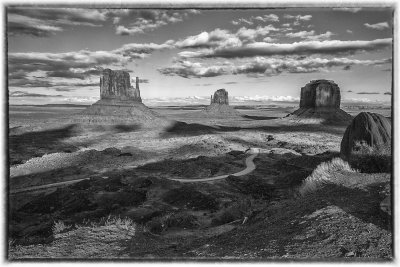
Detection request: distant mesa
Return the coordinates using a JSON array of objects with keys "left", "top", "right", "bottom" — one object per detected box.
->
[
  {"left": 202, "top": 89, "right": 241, "bottom": 117},
  {"left": 340, "top": 112, "right": 391, "bottom": 160},
  {"left": 286, "top": 79, "right": 352, "bottom": 125},
  {"left": 75, "top": 69, "right": 166, "bottom": 126}
]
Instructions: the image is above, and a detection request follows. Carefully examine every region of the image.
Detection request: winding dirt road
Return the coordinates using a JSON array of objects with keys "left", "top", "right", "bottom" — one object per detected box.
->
[
  {"left": 10, "top": 148, "right": 260, "bottom": 194},
  {"left": 168, "top": 147, "right": 260, "bottom": 183}
]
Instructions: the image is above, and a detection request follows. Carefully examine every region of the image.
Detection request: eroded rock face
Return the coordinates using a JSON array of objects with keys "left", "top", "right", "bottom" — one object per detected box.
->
[
  {"left": 100, "top": 69, "right": 141, "bottom": 102},
  {"left": 340, "top": 112, "right": 391, "bottom": 159},
  {"left": 211, "top": 89, "right": 229, "bottom": 105},
  {"left": 300, "top": 80, "right": 341, "bottom": 108}
]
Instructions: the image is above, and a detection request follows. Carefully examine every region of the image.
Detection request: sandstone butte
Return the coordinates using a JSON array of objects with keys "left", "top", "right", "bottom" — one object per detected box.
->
[{"left": 287, "top": 79, "right": 352, "bottom": 125}]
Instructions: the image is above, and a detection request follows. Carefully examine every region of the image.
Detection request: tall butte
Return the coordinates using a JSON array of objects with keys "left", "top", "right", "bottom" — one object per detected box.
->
[
  {"left": 75, "top": 69, "right": 164, "bottom": 126},
  {"left": 286, "top": 79, "right": 352, "bottom": 125},
  {"left": 202, "top": 89, "right": 241, "bottom": 117}
]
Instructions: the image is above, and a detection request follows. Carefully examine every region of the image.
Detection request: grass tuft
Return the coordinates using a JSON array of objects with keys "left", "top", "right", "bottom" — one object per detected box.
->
[{"left": 299, "top": 158, "right": 357, "bottom": 196}]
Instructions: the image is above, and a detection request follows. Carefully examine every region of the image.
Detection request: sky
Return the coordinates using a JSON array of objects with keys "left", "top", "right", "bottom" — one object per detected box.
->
[{"left": 7, "top": 5, "right": 393, "bottom": 106}]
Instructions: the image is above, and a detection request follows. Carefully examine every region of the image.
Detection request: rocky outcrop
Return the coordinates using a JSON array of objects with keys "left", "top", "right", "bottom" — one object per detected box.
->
[
  {"left": 100, "top": 69, "right": 141, "bottom": 102},
  {"left": 211, "top": 89, "right": 229, "bottom": 105},
  {"left": 340, "top": 112, "right": 391, "bottom": 159},
  {"left": 286, "top": 80, "right": 352, "bottom": 125},
  {"left": 203, "top": 89, "right": 241, "bottom": 117},
  {"left": 75, "top": 69, "right": 170, "bottom": 127},
  {"left": 300, "top": 80, "right": 340, "bottom": 108}
]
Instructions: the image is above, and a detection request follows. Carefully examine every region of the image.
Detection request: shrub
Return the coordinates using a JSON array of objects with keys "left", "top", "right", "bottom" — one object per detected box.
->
[
  {"left": 81, "top": 215, "right": 136, "bottom": 236},
  {"left": 348, "top": 141, "right": 391, "bottom": 173},
  {"left": 299, "top": 158, "right": 357, "bottom": 196},
  {"left": 52, "top": 221, "right": 69, "bottom": 235},
  {"left": 211, "top": 199, "right": 254, "bottom": 226}
]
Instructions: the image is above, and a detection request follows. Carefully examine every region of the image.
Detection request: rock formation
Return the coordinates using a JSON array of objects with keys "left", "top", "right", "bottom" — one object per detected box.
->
[
  {"left": 286, "top": 79, "right": 352, "bottom": 125},
  {"left": 211, "top": 89, "right": 229, "bottom": 105},
  {"left": 340, "top": 112, "right": 391, "bottom": 160},
  {"left": 75, "top": 69, "right": 167, "bottom": 126},
  {"left": 100, "top": 69, "right": 141, "bottom": 102},
  {"left": 202, "top": 89, "right": 241, "bottom": 117}
]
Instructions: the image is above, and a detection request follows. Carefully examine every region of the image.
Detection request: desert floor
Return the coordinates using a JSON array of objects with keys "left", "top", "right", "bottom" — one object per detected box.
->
[{"left": 8, "top": 104, "right": 392, "bottom": 260}]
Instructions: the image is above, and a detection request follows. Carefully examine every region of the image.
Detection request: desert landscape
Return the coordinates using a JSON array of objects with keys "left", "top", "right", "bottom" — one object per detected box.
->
[{"left": 7, "top": 5, "right": 393, "bottom": 261}]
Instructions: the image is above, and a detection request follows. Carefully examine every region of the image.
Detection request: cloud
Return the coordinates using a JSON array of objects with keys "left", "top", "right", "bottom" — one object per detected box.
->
[
  {"left": 115, "top": 9, "right": 200, "bottom": 36},
  {"left": 384, "top": 92, "right": 392, "bottom": 95},
  {"left": 346, "top": 29, "right": 353, "bottom": 34},
  {"left": 224, "top": 82, "right": 237, "bottom": 84},
  {"left": 232, "top": 14, "right": 279, "bottom": 25},
  {"left": 364, "top": 22, "right": 390, "bottom": 30},
  {"left": 158, "top": 56, "right": 390, "bottom": 78},
  {"left": 179, "top": 38, "right": 392, "bottom": 59},
  {"left": 175, "top": 28, "right": 241, "bottom": 49},
  {"left": 283, "top": 14, "right": 312, "bottom": 25},
  {"left": 231, "top": 57, "right": 391, "bottom": 77},
  {"left": 139, "top": 79, "right": 149, "bottom": 83},
  {"left": 194, "top": 83, "right": 213, "bottom": 86},
  {"left": 232, "top": 95, "right": 299, "bottom": 102},
  {"left": 357, "top": 92, "right": 380, "bottom": 94},
  {"left": 333, "top": 7, "right": 362, "bottom": 13},
  {"left": 157, "top": 60, "right": 230, "bottom": 78},
  {"left": 10, "top": 91, "right": 63, "bottom": 97},
  {"left": 347, "top": 90, "right": 353, "bottom": 92},
  {"left": 8, "top": 8, "right": 107, "bottom": 37},
  {"left": 8, "top": 41, "right": 172, "bottom": 88}
]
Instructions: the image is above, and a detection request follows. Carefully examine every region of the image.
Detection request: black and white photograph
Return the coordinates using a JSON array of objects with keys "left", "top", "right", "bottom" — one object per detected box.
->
[{"left": 5, "top": 0, "right": 395, "bottom": 261}]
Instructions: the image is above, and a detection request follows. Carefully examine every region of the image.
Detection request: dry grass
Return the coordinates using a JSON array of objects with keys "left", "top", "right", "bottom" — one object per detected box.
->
[{"left": 299, "top": 158, "right": 358, "bottom": 196}]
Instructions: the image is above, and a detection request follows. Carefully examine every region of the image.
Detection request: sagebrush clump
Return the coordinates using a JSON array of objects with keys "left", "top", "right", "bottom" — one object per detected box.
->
[{"left": 299, "top": 158, "right": 357, "bottom": 196}]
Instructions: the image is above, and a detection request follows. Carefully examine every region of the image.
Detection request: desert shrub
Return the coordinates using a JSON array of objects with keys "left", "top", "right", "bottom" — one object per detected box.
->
[
  {"left": 82, "top": 215, "right": 136, "bottom": 236},
  {"left": 162, "top": 185, "right": 218, "bottom": 211},
  {"left": 348, "top": 142, "right": 392, "bottom": 173},
  {"left": 163, "top": 212, "right": 199, "bottom": 229},
  {"left": 145, "top": 212, "right": 199, "bottom": 234},
  {"left": 299, "top": 158, "right": 357, "bottom": 196},
  {"left": 52, "top": 221, "right": 69, "bottom": 235},
  {"left": 211, "top": 199, "right": 254, "bottom": 226}
]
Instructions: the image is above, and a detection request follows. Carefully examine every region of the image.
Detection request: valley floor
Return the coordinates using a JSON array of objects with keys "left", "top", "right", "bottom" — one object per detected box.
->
[{"left": 7, "top": 105, "right": 392, "bottom": 261}]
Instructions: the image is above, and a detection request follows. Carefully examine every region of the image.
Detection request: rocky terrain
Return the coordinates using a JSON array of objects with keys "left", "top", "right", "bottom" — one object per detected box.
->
[{"left": 7, "top": 77, "right": 392, "bottom": 260}]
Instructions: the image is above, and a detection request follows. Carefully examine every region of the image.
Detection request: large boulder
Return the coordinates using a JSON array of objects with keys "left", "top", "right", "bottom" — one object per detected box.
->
[
  {"left": 340, "top": 112, "right": 391, "bottom": 160},
  {"left": 286, "top": 79, "right": 352, "bottom": 125}
]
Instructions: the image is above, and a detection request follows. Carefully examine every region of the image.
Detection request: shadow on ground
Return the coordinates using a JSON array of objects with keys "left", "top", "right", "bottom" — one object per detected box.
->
[{"left": 160, "top": 121, "right": 347, "bottom": 138}]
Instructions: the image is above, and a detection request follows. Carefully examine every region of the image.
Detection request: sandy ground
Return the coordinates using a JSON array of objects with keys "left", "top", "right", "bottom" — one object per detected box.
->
[{"left": 8, "top": 104, "right": 392, "bottom": 260}]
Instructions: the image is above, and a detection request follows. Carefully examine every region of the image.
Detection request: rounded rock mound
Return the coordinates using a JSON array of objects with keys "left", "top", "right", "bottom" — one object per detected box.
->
[
  {"left": 340, "top": 112, "right": 391, "bottom": 160},
  {"left": 286, "top": 79, "right": 352, "bottom": 125}
]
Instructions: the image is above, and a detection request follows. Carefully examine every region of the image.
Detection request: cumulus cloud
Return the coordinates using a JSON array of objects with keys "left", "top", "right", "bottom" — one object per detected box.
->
[
  {"left": 357, "top": 92, "right": 380, "bottom": 94},
  {"left": 179, "top": 38, "right": 392, "bottom": 58},
  {"left": 115, "top": 9, "right": 200, "bottom": 36},
  {"left": 175, "top": 28, "right": 241, "bottom": 49},
  {"left": 364, "top": 22, "right": 390, "bottom": 30},
  {"left": 157, "top": 60, "right": 230, "bottom": 78},
  {"left": 8, "top": 40, "right": 172, "bottom": 88},
  {"left": 232, "top": 95, "right": 299, "bottom": 102},
  {"left": 158, "top": 56, "right": 390, "bottom": 78},
  {"left": 232, "top": 14, "right": 279, "bottom": 25},
  {"left": 231, "top": 57, "right": 390, "bottom": 77},
  {"left": 283, "top": 14, "right": 312, "bottom": 25},
  {"left": 10, "top": 91, "right": 63, "bottom": 97},
  {"left": 333, "top": 7, "right": 362, "bottom": 13},
  {"left": 8, "top": 7, "right": 107, "bottom": 37}
]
